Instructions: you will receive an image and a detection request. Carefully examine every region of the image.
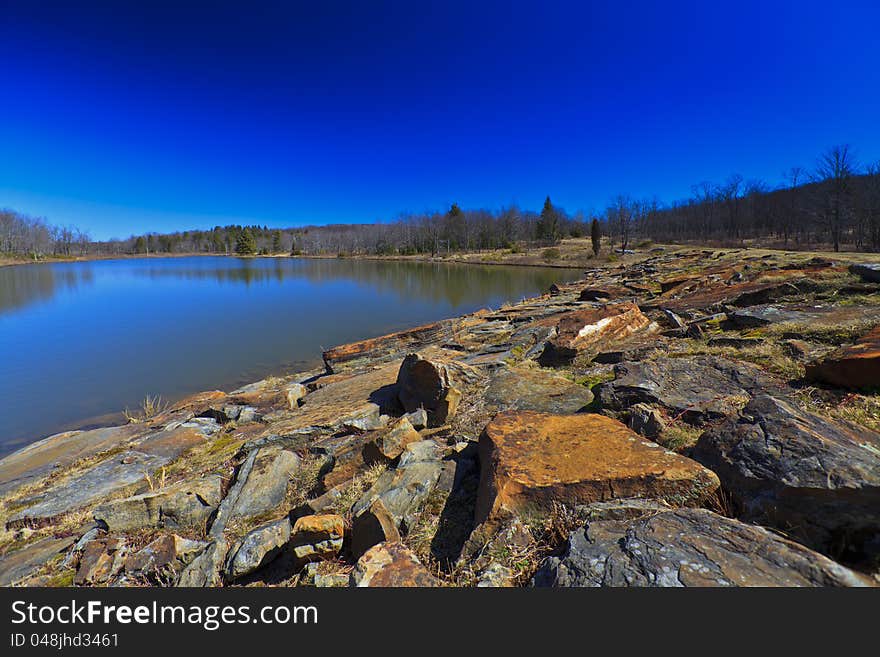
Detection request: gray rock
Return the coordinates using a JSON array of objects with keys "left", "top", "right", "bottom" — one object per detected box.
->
[
  {"left": 230, "top": 445, "right": 301, "bottom": 520},
  {"left": 485, "top": 364, "right": 592, "bottom": 414},
  {"left": 597, "top": 356, "right": 775, "bottom": 424},
  {"left": 0, "top": 535, "right": 76, "bottom": 586},
  {"left": 532, "top": 508, "right": 870, "bottom": 587},
  {"left": 692, "top": 394, "right": 880, "bottom": 564},
  {"left": 94, "top": 475, "right": 223, "bottom": 532},
  {"left": 225, "top": 517, "right": 291, "bottom": 581},
  {"left": 626, "top": 403, "right": 666, "bottom": 438},
  {"left": 124, "top": 534, "right": 207, "bottom": 578},
  {"left": 176, "top": 540, "right": 227, "bottom": 587},
  {"left": 405, "top": 409, "right": 429, "bottom": 430}
]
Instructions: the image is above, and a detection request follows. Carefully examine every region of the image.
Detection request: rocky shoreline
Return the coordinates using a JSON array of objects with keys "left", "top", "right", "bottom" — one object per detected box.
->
[{"left": 1, "top": 247, "right": 879, "bottom": 587}]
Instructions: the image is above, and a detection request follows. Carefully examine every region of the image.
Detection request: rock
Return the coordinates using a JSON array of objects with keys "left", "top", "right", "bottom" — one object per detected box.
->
[
  {"left": 485, "top": 364, "right": 592, "bottom": 414},
  {"left": 176, "top": 540, "right": 227, "bottom": 587},
  {"left": 0, "top": 424, "right": 144, "bottom": 497},
  {"left": 782, "top": 339, "right": 835, "bottom": 362},
  {"left": 285, "top": 383, "right": 308, "bottom": 409},
  {"left": 323, "top": 320, "right": 456, "bottom": 371},
  {"left": 396, "top": 353, "right": 461, "bottom": 426},
  {"left": 225, "top": 517, "right": 291, "bottom": 581},
  {"left": 363, "top": 417, "right": 421, "bottom": 463},
  {"left": 351, "top": 499, "right": 402, "bottom": 558},
  {"left": 74, "top": 537, "right": 127, "bottom": 585},
  {"left": 850, "top": 263, "right": 880, "bottom": 283},
  {"left": 290, "top": 514, "right": 345, "bottom": 562},
  {"left": 265, "top": 362, "right": 401, "bottom": 436},
  {"left": 0, "top": 535, "right": 76, "bottom": 586},
  {"left": 124, "top": 534, "right": 207, "bottom": 578},
  {"left": 805, "top": 325, "right": 880, "bottom": 389},
  {"left": 539, "top": 303, "right": 652, "bottom": 365},
  {"left": 597, "top": 356, "right": 774, "bottom": 424},
  {"left": 94, "top": 475, "right": 223, "bottom": 532},
  {"left": 351, "top": 441, "right": 444, "bottom": 556},
  {"left": 6, "top": 426, "right": 211, "bottom": 528},
  {"left": 474, "top": 411, "right": 719, "bottom": 525},
  {"left": 725, "top": 305, "right": 817, "bottom": 328},
  {"left": 350, "top": 542, "right": 439, "bottom": 587},
  {"left": 230, "top": 446, "right": 301, "bottom": 520},
  {"left": 626, "top": 403, "right": 666, "bottom": 438},
  {"left": 532, "top": 508, "right": 870, "bottom": 587},
  {"left": 405, "top": 408, "right": 428, "bottom": 430},
  {"left": 692, "top": 394, "right": 880, "bottom": 564},
  {"left": 578, "top": 285, "right": 631, "bottom": 302},
  {"left": 476, "top": 563, "right": 515, "bottom": 587},
  {"left": 574, "top": 497, "right": 672, "bottom": 522}
]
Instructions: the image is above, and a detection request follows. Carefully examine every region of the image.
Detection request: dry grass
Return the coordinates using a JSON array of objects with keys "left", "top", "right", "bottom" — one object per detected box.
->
[
  {"left": 657, "top": 423, "right": 706, "bottom": 452},
  {"left": 318, "top": 462, "right": 388, "bottom": 522},
  {"left": 667, "top": 338, "right": 804, "bottom": 379},
  {"left": 124, "top": 395, "right": 169, "bottom": 423},
  {"left": 796, "top": 387, "right": 880, "bottom": 434},
  {"left": 758, "top": 319, "right": 880, "bottom": 345}
]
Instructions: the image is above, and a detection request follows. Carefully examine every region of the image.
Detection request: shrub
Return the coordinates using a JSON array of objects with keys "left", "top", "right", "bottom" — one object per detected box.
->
[{"left": 542, "top": 247, "right": 561, "bottom": 261}]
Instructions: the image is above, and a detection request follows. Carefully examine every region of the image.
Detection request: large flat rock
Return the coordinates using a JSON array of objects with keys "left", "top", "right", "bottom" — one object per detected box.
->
[
  {"left": 532, "top": 508, "right": 870, "bottom": 587},
  {"left": 692, "top": 394, "right": 880, "bottom": 564},
  {"left": 597, "top": 356, "right": 775, "bottom": 424},
  {"left": 805, "top": 324, "right": 880, "bottom": 389},
  {"left": 474, "top": 411, "right": 719, "bottom": 525},
  {"left": 322, "top": 320, "right": 456, "bottom": 372},
  {"left": 485, "top": 365, "right": 592, "bottom": 414},
  {"left": 6, "top": 426, "right": 211, "bottom": 528},
  {"left": 0, "top": 535, "right": 77, "bottom": 586}
]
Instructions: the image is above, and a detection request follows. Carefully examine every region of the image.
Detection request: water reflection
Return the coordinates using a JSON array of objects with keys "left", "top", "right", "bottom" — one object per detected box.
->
[
  {"left": 0, "top": 263, "right": 95, "bottom": 315},
  {"left": 128, "top": 257, "right": 573, "bottom": 308}
]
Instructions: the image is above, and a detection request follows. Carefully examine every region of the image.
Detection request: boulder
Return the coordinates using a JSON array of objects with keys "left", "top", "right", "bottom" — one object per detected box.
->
[
  {"left": 626, "top": 403, "right": 666, "bottom": 438},
  {"left": 230, "top": 446, "right": 301, "bottom": 520},
  {"left": 362, "top": 417, "right": 421, "bottom": 463},
  {"left": 578, "top": 285, "right": 632, "bottom": 302},
  {"left": 805, "top": 325, "right": 880, "bottom": 389},
  {"left": 94, "top": 475, "right": 223, "bottom": 532},
  {"left": 350, "top": 542, "right": 440, "bottom": 587},
  {"left": 396, "top": 353, "right": 462, "bottom": 426},
  {"left": 225, "top": 517, "right": 291, "bottom": 581},
  {"left": 74, "top": 537, "right": 127, "bottom": 585},
  {"left": 538, "top": 303, "right": 652, "bottom": 365},
  {"left": 124, "top": 534, "right": 207, "bottom": 578},
  {"left": 285, "top": 383, "right": 308, "bottom": 409},
  {"left": 597, "top": 356, "right": 774, "bottom": 424},
  {"left": 350, "top": 441, "right": 445, "bottom": 556},
  {"left": 290, "top": 514, "right": 345, "bottom": 562},
  {"left": 485, "top": 364, "right": 592, "bottom": 414},
  {"left": 176, "top": 540, "right": 227, "bottom": 587},
  {"left": 692, "top": 394, "right": 880, "bottom": 564},
  {"left": 474, "top": 411, "right": 719, "bottom": 525},
  {"left": 532, "top": 508, "right": 870, "bottom": 587}
]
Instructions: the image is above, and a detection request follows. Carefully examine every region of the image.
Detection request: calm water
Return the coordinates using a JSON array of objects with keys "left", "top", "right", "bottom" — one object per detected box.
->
[{"left": 0, "top": 256, "right": 580, "bottom": 455}]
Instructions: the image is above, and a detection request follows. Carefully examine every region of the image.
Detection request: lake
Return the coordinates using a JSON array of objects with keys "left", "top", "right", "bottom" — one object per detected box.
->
[{"left": 0, "top": 256, "right": 581, "bottom": 455}]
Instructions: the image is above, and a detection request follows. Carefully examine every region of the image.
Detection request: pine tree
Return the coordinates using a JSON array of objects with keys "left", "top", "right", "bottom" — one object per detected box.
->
[
  {"left": 272, "top": 230, "right": 282, "bottom": 253},
  {"left": 538, "top": 196, "right": 559, "bottom": 244},
  {"left": 236, "top": 228, "right": 257, "bottom": 255},
  {"left": 591, "top": 217, "right": 601, "bottom": 256}
]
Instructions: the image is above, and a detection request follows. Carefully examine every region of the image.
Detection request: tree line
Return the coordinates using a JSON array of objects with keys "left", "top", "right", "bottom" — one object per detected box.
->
[{"left": 3, "top": 144, "right": 878, "bottom": 259}]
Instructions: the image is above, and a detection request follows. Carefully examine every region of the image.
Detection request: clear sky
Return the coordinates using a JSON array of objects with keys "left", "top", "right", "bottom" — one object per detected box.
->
[{"left": 1, "top": 1, "right": 878, "bottom": 240}]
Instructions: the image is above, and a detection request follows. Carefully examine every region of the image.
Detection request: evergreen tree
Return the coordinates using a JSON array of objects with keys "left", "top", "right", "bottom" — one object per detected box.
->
[
  {"left": 272, "top": 230, "right": 282, "bottom": 253},
  {"left": 236, "top": 228, "right": 257, "bottom": 255},
  {"left": 133, "top": 236, "right": 147, "bottom": 254},
  {"left": 537, "top": 196, "right": 560, "bottom": 244},
  {"left": 591, "top": 217, "right": 601, "bottom": 256}
]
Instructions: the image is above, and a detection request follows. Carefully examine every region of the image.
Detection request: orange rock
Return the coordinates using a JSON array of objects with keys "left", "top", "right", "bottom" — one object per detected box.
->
[
  {"left": 291, "top": 514, "right": 345, "bottom": 562},
  {"left": 323, "top": 320, "right": 454, "bottom": 371},
  {"left": 539, "top": 303, "right": 652, "bottom": 364},
  {"left": 805, "top": 325, "right": 880, "bottom": 389},
  {"left": 351, "top": 542, "right": 439, "bottom": 587},
  {"left": 475, "top": 411, "right": 720, "bottom": 524}
]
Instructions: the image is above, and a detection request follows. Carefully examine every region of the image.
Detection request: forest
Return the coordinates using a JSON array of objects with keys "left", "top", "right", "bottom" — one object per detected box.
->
[{"left": 3, "top": 145, "right": 879, "bottom": 259}]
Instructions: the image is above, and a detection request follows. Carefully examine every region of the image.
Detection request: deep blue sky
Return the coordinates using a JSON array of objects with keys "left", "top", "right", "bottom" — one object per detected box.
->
[{"left": 1, "top": 1, "right": 878, "bottom": 240}]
